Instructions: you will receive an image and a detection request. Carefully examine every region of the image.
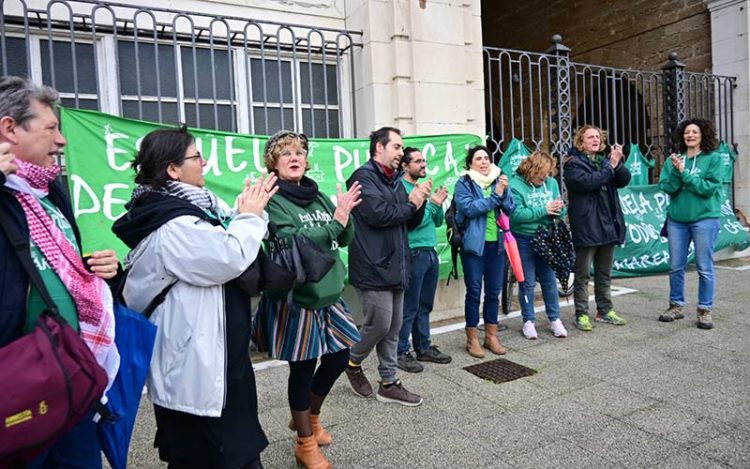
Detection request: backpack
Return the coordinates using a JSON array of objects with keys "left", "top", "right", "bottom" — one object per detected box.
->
[{"left": 444, "top": 196, "right": 464, "bottom": 284}]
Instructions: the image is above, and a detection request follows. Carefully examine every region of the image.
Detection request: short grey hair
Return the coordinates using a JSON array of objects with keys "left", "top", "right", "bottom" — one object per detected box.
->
[{"left": 0, "top": 76, "right": 60, "bottom": 128}]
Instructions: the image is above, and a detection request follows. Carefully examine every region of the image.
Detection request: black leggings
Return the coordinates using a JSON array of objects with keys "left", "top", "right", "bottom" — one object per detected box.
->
[{"left": 288, "top": 348, "right": 349, "bottom": 411}]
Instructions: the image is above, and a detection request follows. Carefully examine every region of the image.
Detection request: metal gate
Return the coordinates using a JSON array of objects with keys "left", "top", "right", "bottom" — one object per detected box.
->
[{"left": 484, "top": 35, "right": 736, "bottom": 192}]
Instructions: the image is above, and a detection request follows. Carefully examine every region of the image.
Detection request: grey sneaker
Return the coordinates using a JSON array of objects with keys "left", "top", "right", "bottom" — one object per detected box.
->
[
  {"left": 416, "top": 345, "right": 452, "bottom": 364},
  {"left": 697, "top": 308, "right": 714, "bottom": 330},
  {"left": 376, "top": 379, "right": 423, "bottom": 407},
  {"left": 659, "top": 304, "right": 685, "bottom": 322},
  {"left": 345, "top": 366, "right": 374, "bottom": 398},
  {"left": 397, "top": 352, "right": 424, "bottom": 373}
]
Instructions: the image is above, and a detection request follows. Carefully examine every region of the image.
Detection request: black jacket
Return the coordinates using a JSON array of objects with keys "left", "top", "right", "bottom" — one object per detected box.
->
[
  {"left": 0, "top": 178, "right": 82, "bottom": 347},
  {"left": 346, "top": 159, "right": 424, "bottom": 290},
  {"left": 563, "top": 147, "right": 631, "bottom": 248}
]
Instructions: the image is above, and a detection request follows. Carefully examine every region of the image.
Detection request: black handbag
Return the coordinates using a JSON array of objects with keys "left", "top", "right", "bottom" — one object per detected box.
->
[{"left": 234, "top": 224, "right": 335, "bottom": 296}]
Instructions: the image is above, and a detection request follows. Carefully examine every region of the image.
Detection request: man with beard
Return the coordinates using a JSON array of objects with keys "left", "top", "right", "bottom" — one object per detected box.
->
[
  {"left": 396, "top": 147, "right": 452, "bottom": 373},
  {"left": 344, "top": 127, "right": 431, "bottom": 406}
]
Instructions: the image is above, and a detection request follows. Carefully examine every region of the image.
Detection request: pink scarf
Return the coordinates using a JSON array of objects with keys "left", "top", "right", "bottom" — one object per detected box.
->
[
  {"left": 13, "top": 159, "right": 119, "bottom": 393},
  {"left": 15, "top": 160, "right": 104, "bottom": 325}
]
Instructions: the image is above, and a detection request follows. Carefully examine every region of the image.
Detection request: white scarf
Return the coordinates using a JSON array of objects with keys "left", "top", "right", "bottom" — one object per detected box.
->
[{"left": 462, "top": 164, "right": 502, "bottom": 190}]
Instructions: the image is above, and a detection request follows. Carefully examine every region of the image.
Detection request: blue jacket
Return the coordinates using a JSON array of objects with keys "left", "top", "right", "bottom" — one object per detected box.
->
[{"left": 454, "top": 174, "right": 515, "bottom": 256}]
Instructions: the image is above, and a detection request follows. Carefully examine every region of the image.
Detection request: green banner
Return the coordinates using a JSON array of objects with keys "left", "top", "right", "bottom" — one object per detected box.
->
[
  {"left": 613, "top": 185, "right": 750, "bottom": 277},
  {"left": 60, "top": 108, "right": 482, "bottom": 279},
  {"left": 60, "top": 108, "right": 750, "bottom": 280}
]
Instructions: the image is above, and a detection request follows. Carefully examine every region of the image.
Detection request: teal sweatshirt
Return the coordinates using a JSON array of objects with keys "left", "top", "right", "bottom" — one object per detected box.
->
[
  {"left": 265, "top": 191, "right": 355, "bottom": 308},
  {"left": 509, "top": 174, "right": 566, "bottom": 237},
  {"left": 401, "top": 179, "right": 445, "bottom": 249},
  {"left": 658, "top": 150, "right": 723, "bottom": 223}
]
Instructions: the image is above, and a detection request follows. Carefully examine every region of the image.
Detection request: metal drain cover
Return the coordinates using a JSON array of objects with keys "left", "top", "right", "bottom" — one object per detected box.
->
[{"left": 463, "top": 358, "right": 537, "bottom": 384}]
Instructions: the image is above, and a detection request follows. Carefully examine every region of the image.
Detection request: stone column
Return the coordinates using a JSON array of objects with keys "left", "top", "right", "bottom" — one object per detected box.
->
[
  {"left": 707, "top": 0, "right": 750, "bottom": 216},
  {"left": 345, "top": 0, "right": 484, "bottom": 137}
]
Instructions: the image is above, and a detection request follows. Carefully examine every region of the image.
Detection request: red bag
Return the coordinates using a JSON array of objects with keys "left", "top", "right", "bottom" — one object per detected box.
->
[
  {"left": 0, "top": 203, "right": 108, "bottom": 465},
  {"left": 0, "top": 311, "right": 108, "bottom": 465}
]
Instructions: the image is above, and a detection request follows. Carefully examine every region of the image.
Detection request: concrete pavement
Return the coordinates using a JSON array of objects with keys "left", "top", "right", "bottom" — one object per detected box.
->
[{"left": 125, "top": 258, "right": 750, "bottom": 468}]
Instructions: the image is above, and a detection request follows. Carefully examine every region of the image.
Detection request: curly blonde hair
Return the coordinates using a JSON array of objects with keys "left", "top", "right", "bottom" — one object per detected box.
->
[
  {"left": 572, "top": 125, "right": 608, "bottom": 153},
  {"left": 263, "top": 131, "right": 310, "bottom": 172},
  {"left": 516, "top": 151, "right": 557, "bottom": 182}
]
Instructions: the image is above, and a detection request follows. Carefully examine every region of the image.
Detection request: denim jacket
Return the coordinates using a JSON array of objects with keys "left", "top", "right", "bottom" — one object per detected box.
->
[{"left": 454, "top": 175, "right": 515, "bottom": 256}]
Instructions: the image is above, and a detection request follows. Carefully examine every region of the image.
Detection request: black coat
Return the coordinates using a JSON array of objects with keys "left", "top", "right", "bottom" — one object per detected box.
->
[
  {"left": 563, "top": 147, "right": 631, "bottom": 248},
  {"left": 346, "top": 159, "right": 424, "bottom": 290},
  {"left": 0, "top": 178, "right": 82, "bottom": 347}
]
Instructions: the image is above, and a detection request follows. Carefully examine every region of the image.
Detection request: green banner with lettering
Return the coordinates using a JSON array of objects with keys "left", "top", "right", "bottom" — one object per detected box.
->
[
  {"left": 60, "top": 107, "right": 481, "bottom": 279},
  {"left": 613, "top": 184, "right": 750, "bottom": 277},
  {"left": 60, "top": 108, "right": 750, "bottom": 280}
]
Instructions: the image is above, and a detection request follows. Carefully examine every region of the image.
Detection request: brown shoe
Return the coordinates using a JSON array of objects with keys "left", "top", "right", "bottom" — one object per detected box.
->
[
  {"left": 659, "top": 304, "right": 685, "bottom": 322},
  {"left": 465, "top": 327, "right": 485, "bottom": 358},
  {"left": 288, "top": 414, "right": 332, "bottom": 446},
  {"left": 345, "top": 366, "right": 374, "bottom": 398},
  {"left": 294, "top": 435, "right": 332, "bottom": 469},
  {"left": 697, "top": 307, "right": 714, "bottom": 330},
  {"left": 483, "top": 323, "right": 507, "bottom": 355}
]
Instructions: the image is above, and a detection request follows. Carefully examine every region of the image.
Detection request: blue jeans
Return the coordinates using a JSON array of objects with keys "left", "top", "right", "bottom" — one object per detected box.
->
[
  {"left": 27, "top": 410, "right": 102, "bottom": 469},
  {"left": 516, "top": 234, "right": 560, "bottom": 323},
  {"left": 398, "top": 249, "right": 438, "bottom": 354},
  {"left": 667, "top": 217, "right": 720, "bottom": 309},
  {"left": 461, "top": 241, "right": 507, "bottom": 327}
]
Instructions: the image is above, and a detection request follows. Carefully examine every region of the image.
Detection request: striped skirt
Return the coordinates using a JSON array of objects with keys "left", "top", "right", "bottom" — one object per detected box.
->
[{"left": 252, "top": 297, "right": 360, "bottom": 362}]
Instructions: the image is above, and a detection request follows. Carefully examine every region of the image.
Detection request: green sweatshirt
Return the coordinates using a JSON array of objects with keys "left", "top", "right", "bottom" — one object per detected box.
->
[
  {"left": 509, "top": 175, "right": 566, "bottom": 237},
  {"left": 401, "top": 179, "right": 445, "bottom": 249},
  {"left": 658, "top": 150, "right": 723, "bottom": 223},
  {"left": 265, "top": 191, "right": 355, "bottom": 308}
]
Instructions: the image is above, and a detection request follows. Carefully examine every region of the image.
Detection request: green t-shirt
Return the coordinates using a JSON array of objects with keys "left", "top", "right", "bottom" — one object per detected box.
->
[
  {"left": 401, "top": 179, "right": 445, "bottom": 249},
  {"left": 25, "top": 197, "right": 80, "bottom": 333},
  {"left": 483, "top": 186, "right": 498, "bottom": 242}
]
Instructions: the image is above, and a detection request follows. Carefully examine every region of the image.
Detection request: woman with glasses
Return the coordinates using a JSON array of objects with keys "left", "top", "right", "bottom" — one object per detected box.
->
[
  {"left": 113, "top": 127, "right": 276, "bottom": 469},
  {"left": 253, "top": 130, "right": 361, "bottom": 469},
  {"left": 658, "top": 118, "right": 723, "bottom": 329}
]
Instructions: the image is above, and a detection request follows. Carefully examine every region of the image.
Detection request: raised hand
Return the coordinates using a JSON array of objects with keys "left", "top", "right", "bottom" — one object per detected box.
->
[
  {"left": 238, "top": 172, "right": 279, "bottom": 216},
  {"left": 670, "top": 153, "right": 685, "bottom": 173},
  {"left": 408, "top": 179, "right": 432, "bottom": 209},
  {"left": 430, "top": 186, "right": 449, "bottom": 206},
  {"left": 334, "top": 181, "right": 362, "bottom": 226},
  {"left": 0, "top": 142, "right": 18, "bottom": 177},
  {"left": 610, "top": 144, "right": 624, "bottom": 168},
  {"left": 495, "top": 174, "right": 509, "bottom": 195}
]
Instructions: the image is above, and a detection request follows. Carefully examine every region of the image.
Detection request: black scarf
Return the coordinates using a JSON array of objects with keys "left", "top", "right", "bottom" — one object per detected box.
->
[{"left": 276, "top": 176, "right": 320, "bottom": 207}]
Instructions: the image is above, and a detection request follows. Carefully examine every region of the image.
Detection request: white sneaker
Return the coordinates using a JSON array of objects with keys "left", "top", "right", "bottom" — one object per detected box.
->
[
  {"left": 522, "top": 321, "right": 538, "bottom": 340},
  {"left": 550, "top": 319, "right": 568, "bottom": 338}
]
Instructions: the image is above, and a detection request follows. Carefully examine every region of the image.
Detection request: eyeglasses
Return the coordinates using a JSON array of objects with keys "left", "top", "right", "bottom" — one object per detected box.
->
[{"left": 184, "top": 152, "right": 203, "bottom": 162}]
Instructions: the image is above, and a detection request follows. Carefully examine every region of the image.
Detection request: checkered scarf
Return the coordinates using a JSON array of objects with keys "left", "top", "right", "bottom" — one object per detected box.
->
[
  {"left": 130, "top": 180, "right": 233, "bottom": 222},
  {"left": 14, "top": 159, "right": 119, "bottom": 392}
]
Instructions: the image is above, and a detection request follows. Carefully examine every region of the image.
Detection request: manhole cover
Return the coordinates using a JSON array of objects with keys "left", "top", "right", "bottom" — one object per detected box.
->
[{"left": 463, "top": 358, "right": 537, "bottom": 384}]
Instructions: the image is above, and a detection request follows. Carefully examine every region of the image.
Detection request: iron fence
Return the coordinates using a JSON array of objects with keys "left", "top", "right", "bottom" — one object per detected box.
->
[
  {"left": 484, "top": 35, "right": 736, "bottom": 187},
  {"left": 0, "top": 0, "right": 362, "bottom": 137}
]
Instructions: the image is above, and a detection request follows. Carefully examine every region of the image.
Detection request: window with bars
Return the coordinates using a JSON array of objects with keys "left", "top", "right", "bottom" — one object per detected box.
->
[{"left": 3, "top": 33, "right": 345, "bottom": 137}]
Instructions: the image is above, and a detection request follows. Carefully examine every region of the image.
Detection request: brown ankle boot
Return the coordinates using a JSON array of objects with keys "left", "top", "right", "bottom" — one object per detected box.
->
[
  {"left": 295, "top": 435, "right": 332, "bottom": 469},
  {"left": 288, "top": 415, "right": 332, "bottom": 446},
  {"left": 697, "top": 307, "right": 714, "bottom": 330},
  {"left": 483, "top": 324, "right": 507, "bottom": 355},
  {"left": 310, "top": 414, "right": 332, "bottom": 446},
  {"left": 465, "top": 327, "right": 485, "bottom": 358}
]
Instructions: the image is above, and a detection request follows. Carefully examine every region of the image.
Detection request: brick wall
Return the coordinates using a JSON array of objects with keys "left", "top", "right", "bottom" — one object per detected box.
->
[{"left": 482, "top": 0, "right": 712, "bottom": 72}]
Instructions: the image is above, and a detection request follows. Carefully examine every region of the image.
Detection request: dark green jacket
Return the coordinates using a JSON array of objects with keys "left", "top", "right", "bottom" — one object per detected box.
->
[{"left": 266, "top": 190, "right": 354, "bottom": 308}]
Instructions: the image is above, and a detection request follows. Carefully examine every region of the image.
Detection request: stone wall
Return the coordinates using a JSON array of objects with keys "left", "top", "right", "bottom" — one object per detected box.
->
[{"left": 482, "top": 0, "right": 712, "bottom": 72}]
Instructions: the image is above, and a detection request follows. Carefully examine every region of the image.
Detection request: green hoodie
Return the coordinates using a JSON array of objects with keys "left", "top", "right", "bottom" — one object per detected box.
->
[
  {"left": 401, "top": 179, "right": 445, "bottom": 249},
  {"left": 265, "top": 191, "right": 354, "bottom": 308},
  {"left": 658, "top": 150, "right": 723, "bottom": 223},
  {"left": 509, "top": 174, "right": 566, "bottom": 237}
]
